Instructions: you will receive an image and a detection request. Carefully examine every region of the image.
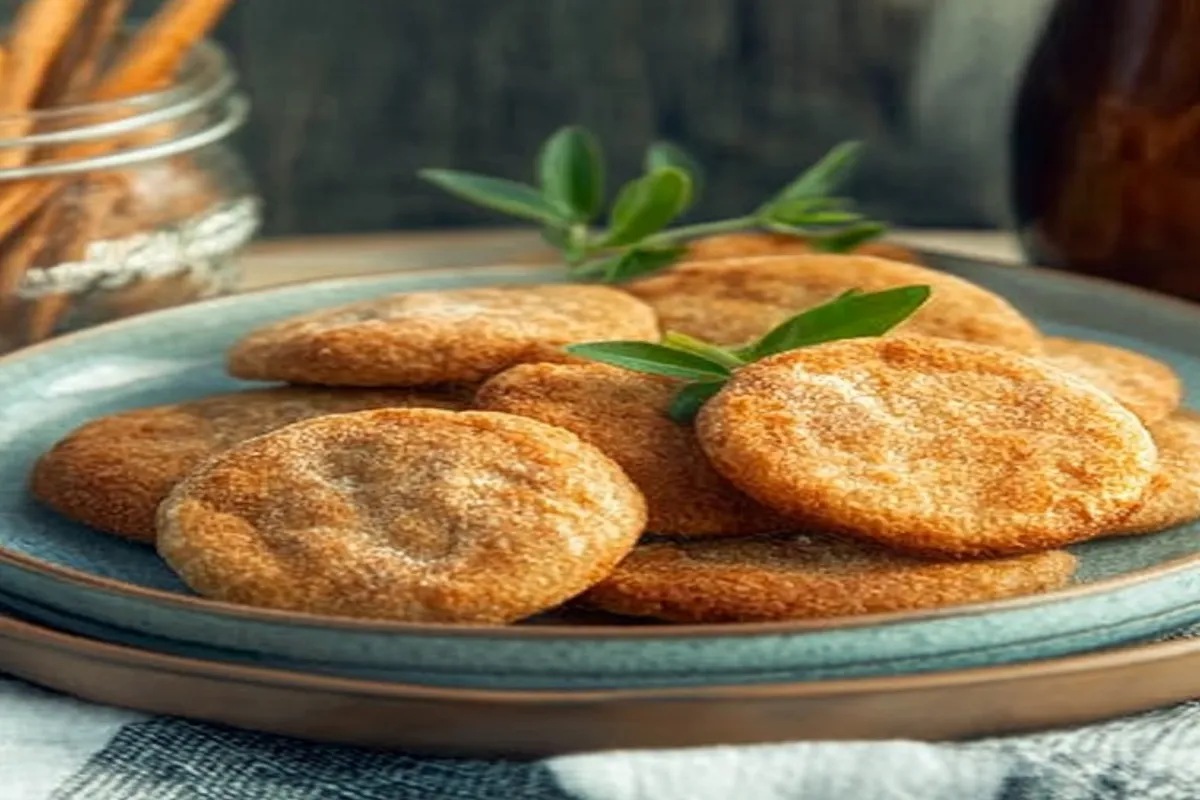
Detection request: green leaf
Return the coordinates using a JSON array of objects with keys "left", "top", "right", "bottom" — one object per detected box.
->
[
  {"left": 569, "top": 255, "right": 619, "bottom": 281},
  {"left": 765, "top": 199, "right": 864, "bottom": 227},
  {"left": 743, "top": 285, "right": 932, "bottom": 360},
  {"left": 537, "top": 126, "right": 605, "bottom": 221},
  {"left": 569, "top": 247, "right": 683, "bottom": 283},
  {"left": 419, "top": 169, "right": 571, "bottom": 225},
  {"left": 774, "top": 196, "right": 852, "bottom": 214},
  {"left": 645, "top": 141, "right": 704, "bottom": 199},
  {"left": 728, "top": 289, "right": 862, "bottom": 345},
  {"left": 603, "top": 167, "right": 693, "bottom": 247},
  {"left": 809, "top": 222, "right": 888, "bottom": 253},
  {"left": 668, "top": 380, "right": 726, "bottom": 423},
  {"left": 801, "top": 211, "right": 869, "bottom": 226},
  {"left": 772, "top": 141, "right": 864, "bottom": 203},
  {"left": 603, "top": 246, "right": 685, "bottom": 283},
  {"left": 564, "top": 341, "right": 732, "bottom": 381},
  {"left": 661, "top": 331, "right": 745, "bottom": 369},
  {"left": 542, "top": 224, "right": 591, "bottom": 265}
]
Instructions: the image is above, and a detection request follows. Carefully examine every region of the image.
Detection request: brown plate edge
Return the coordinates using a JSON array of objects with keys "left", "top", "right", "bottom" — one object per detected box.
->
[{"left": 2, "top": 608, "right": 1199, "bottom": 756}]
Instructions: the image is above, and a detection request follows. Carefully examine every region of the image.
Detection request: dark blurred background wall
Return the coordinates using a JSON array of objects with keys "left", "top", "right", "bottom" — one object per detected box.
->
[{"left": 4, "top": 0, "right": 1055, "bottom": 237}]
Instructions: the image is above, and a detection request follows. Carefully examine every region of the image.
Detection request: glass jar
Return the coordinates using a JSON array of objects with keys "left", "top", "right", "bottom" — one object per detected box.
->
[
  {"left": 0, "top": 39, "right": 260, "bottom": 353},
  {"left": 1012, "top": 0, "right": 1200, "bottom": 300}
]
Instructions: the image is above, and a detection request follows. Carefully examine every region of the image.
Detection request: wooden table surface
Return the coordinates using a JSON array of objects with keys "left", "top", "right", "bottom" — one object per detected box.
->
[{"left": 234, "top": 228, "right": 1021, "bottom": 291}]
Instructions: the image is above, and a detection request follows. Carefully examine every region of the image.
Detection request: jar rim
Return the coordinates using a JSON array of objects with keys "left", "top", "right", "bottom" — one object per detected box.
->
[
  {"left": 0, "top": 39, "right": 235, "bottom": 126},
  {"left": 0, "top": 38, "right": 248, "bottom": 180}
]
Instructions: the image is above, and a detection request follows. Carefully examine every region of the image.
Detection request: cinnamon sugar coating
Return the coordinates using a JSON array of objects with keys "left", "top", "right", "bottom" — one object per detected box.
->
[
  {"left": 697, "top": 337, "right": 1157, "bottom": 557},
  {"left": 1041, "top": 336, "right": 1183, "bottom": 425},
  {"left": 475, "top": 362, "right": 790, "bottom": 537},
  {"left": 1106, "top": 410, "right": 1200, "bottom": 537},
  {"left": 227, "top": 284, "right": 660, "bottom": 387},
  {"left": 30, "top": 386, "right": 468, "bottom": 543},
  {"left": 624, "top": 253, "right": 1042, "bottom": 352},
  {"left": 156, "top": 408, "right": 647, "bottom": 623},
  {"left": 581, "top": 532, "right": 1077, "bottom": 622},
  {"left": 685, "top": 231, "right": 922, "bottom": 264}
]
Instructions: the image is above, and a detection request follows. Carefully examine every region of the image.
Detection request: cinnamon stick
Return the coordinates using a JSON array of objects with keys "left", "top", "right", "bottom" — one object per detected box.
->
[
  {"left": 0, "top": 179, "right": 56, "bottom": 251},
  {"left": 12, "top": 202, "right": 70, "bottom": 343},
  {"left": 37, "top": 0, "right": 132, "bottom": 106},
  {"left": 0, "top": 0, "right": 92, "bottom": 168},
  {"left": 82, "top": 0, "right": 132, "bottom": 78},
  {"left": 0, "top": 188, "right": 60, "bottom": 297},
  {"left": 19, "top": 290, "right": 69, "bottom": 342},
  {"left": 92, "top": 0, "right": 237, "bottom": 102},
  {"left": 19, "top": 176, "right": 123, "bottom": 343}
]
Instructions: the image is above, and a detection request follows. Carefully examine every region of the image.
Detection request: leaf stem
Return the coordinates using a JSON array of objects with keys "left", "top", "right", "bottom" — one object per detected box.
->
[
  {"left": 640, "top": 215, "right": 761, "bottom": 248},
  {"left": 661, "top": 331, "right": 746, "bottom": 369}
]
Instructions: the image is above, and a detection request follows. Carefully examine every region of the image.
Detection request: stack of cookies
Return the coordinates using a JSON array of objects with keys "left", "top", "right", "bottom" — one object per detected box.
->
[{"left": 30, "top": 246, "right": 1200, "bottom": 626}]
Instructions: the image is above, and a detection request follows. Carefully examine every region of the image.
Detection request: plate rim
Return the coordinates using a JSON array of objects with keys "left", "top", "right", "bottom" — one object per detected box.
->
[
  {"left": 2, "top": 254, "right": 1200, "bottom": 640},
  {"left": 3, "top": 601, "right": 1200, "bottom": 702}
]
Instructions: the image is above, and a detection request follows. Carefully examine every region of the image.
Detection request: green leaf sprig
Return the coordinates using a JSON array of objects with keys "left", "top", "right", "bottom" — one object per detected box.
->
[
  {"left": 419, "top": 127, "right": 888, "bottom": 284},
  {"left": 564, "top": 284, "right": 931, "bottom": 422}
]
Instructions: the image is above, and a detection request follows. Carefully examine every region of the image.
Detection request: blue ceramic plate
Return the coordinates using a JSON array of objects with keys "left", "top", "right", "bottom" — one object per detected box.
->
[{"left": 1, "top": 254, "right": 1200, "bottom": 690}]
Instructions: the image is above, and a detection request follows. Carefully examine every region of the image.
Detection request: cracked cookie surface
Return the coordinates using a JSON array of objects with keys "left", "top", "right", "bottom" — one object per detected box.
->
[
  {"left": 157, "top": 408, "right": 647, "bottom": 623},
  {"left": 696, "top": 337, "right": 1156, "bottom": 557}
]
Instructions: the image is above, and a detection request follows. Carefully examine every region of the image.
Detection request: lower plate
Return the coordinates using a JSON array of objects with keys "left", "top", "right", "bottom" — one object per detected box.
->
[{"left": 0, "top": 605, "right": 1198, "bottom": 756}]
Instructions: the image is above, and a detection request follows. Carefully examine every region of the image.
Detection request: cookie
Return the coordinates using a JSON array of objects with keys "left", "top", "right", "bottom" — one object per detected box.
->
[
  {"left": 30, "top": 386, "right": 468, "bottom": 544},
  {"left": 625, "top": 253, "right": 1042, "bottom": 352},
  {"left": 686, "top": 232, "right": 921, "bottom": 264},
  {"left": 1105, "top": 410, "right": 1200, "bottom": 536},
  {"left": 227, "top": 284, "right": 660, "bottom": 387},
  {"left": 475, "top": 362, "right": 790, "bottom": 536},
  {"left": 156, "top": 408, "right": 647, "bottom": 623},
  {"left": 696, "top": 337, "right": 1157, "bottom": 557},
  {"left": 1041, "top": 336, "right": 1183, "bottom": 424},
  {"left": 581, "top": 532, "right": 1077, "bottom": 623}
]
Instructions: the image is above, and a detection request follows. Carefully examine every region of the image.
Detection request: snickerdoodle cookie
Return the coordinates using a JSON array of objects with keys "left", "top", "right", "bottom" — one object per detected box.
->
[
  {"left": 1105, "top": 410, "right": 1200, "bottom": 537},
  {"left": 227, "top": 284, "right": 660, "bottom": 387},
  {"left": 475, "top": 362, "right": 790, "bottom": 536},
  {"left": 156, "top": 408, "right": 647, "bottom": 623},
  {"left": 696, "top": 337, "right": 1157, "bottom": 557},
  {"left": 624, "top": 253, "right": 1042, "bottom": 352},
  {"left": 685, "top": 232, "right": 921, "bottom": 264},
  {"left": 30, "top": 386, "right": 468, "bottom": 544},
  {"left": 581, "top": 532, "right": 1077, "bottom": 623},
  {"left": 1041, "top": 336, "right": 1183, "bottom": 425}
]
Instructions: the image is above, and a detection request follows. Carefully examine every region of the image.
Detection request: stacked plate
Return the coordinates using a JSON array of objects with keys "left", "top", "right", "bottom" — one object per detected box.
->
[{"left": 2, "top": 250, "right": 1200, "bottom": 756}]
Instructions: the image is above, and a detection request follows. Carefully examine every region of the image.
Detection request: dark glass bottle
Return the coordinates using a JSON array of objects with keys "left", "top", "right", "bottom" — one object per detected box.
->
[{"left": 1012, "top": 0, "right": 1200, "bottom": 300}]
